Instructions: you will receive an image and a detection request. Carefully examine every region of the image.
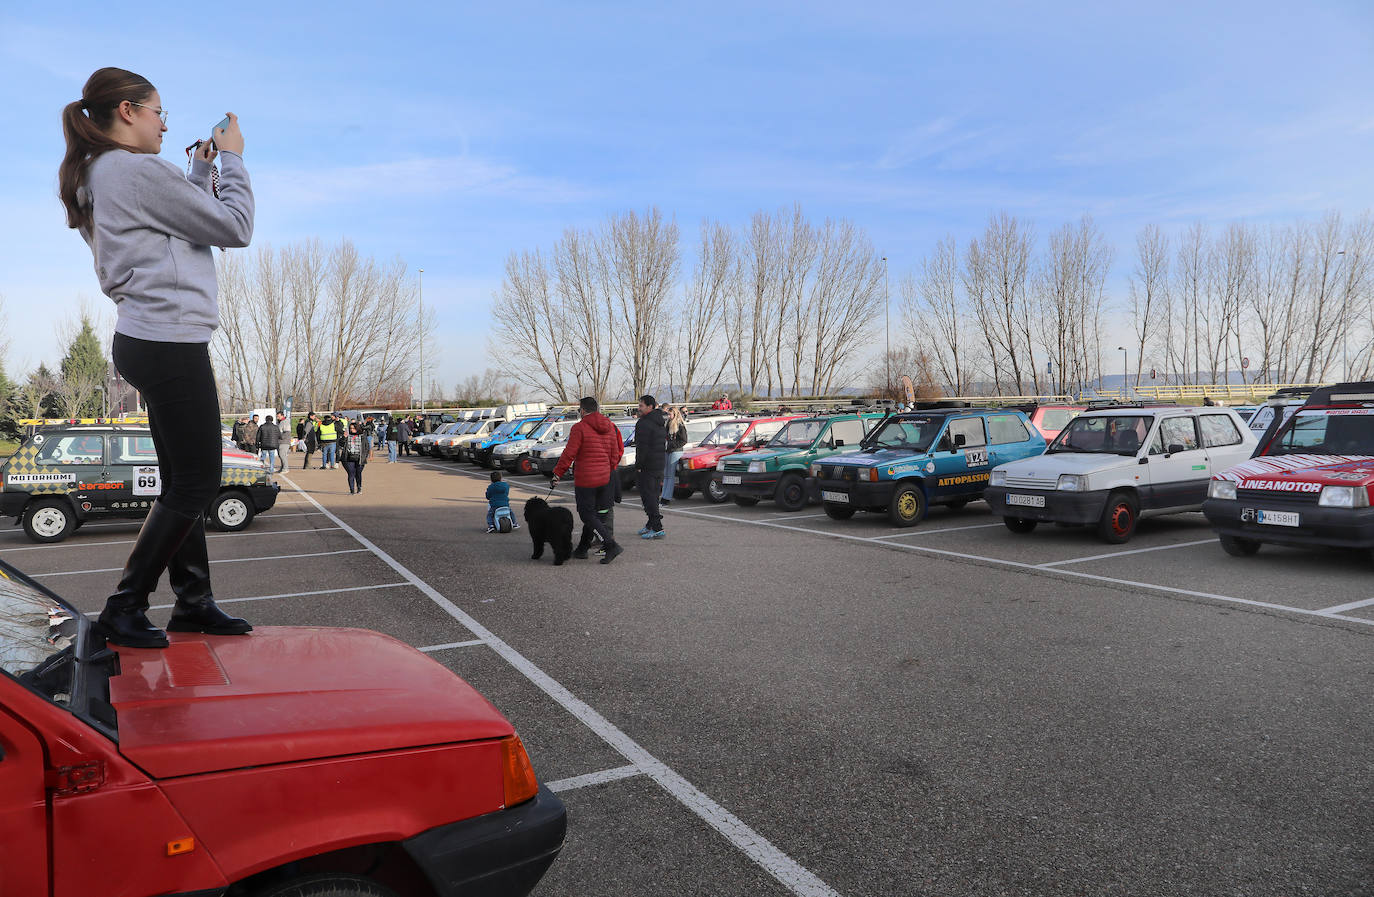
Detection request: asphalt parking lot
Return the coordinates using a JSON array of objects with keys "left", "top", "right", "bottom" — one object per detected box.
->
[{"left": 15, "top": 453, "right": 1373, "bottom": 897}]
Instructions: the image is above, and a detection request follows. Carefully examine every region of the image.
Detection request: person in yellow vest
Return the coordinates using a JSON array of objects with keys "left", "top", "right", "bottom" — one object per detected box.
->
[{"left": 318, "top": 414, "right": 340, "bottom": 469}]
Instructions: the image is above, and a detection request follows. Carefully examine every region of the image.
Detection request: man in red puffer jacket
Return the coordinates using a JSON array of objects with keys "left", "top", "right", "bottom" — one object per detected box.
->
[{"left": 552, "top": 396, "right": 626, "bottom": 564}]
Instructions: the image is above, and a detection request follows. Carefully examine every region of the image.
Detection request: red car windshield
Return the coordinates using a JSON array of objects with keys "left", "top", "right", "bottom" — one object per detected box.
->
[
  {"left": 0, "top": 570, "right": 77, "bottom": 705},
  {"left": 700, "top": 422, "right": 750, "bottom": 447},
  {"left": 1268, "top": 409, "right": 1374, "bottom": 456}
]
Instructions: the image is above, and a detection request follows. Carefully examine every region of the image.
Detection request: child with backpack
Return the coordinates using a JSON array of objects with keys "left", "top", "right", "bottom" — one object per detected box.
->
[{"left": 486, "top": 471, "right": 518, "bottom": 533}]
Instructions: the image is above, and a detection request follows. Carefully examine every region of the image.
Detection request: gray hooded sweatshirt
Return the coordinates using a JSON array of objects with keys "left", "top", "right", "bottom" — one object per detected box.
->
[{"left": 79, "top": 149, "right": 254, "bottom": 343}]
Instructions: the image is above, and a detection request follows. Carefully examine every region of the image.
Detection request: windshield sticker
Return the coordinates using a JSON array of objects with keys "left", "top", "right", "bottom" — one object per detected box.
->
[
  {"left": 1298, "top": 409, "right": 1374, "bottom": 416},
  {"left": 937, "top": 472, "right": 990, "bottom": 487},
  {"left": 7, "top": 472, "right": 76, "bottom": 485},
  {"left": 963, "top": 448, "right": 989, "bottom": 466},
  {"left": 132, "top": 466, "right": 161, "bottom": 496}
]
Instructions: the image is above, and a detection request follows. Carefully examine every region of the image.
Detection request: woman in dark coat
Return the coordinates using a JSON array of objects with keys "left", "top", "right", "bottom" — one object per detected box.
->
[
  {"left": 340, "top": 419, "right": 371, "bottom": 494},
  {"left": 300, "top": 412, "right": 319, "bottom": 470}
]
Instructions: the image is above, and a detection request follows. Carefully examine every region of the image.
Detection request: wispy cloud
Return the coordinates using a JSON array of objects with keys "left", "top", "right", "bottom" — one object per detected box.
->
[{"left": 253, "top": 155, "right": 595, "bottom": 207}]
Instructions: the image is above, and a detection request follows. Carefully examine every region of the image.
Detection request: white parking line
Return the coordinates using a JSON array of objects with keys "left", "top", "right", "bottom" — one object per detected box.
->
[
  {"left": 1036, "top": 538, "right": 1220, "bottom": 568},
  {"left": 1315, "top": 596, "right": 1374, "bottom": 616},
  {"left": 278, "top": 475, "right": 842, "bottom": 897},
  {"left": 35, "top": 548, "right": 369, "bottom": 578},
  {"left": 0, "top": 526, "right": 343, "bottom": 553},
  {"left": 150, "top": 582, "right": 413, "bottom": 610},
  {"left": 262, "top": 512, "right": 329, "bottom": 518},
  {"left": 760, "top": 512, "right": 832, "bottom": 521},
  {"left": 419, "top": 639, "right": 486, "bottom": 652},
  {"left": 546, "top": 764, "right": 644, "bottom": 794},
  {"left": 662, "top": 505, "right": 1374, "bottom": 629},
  {"left": 873, "top": 522, "right": 1005, "bottom": 539}
]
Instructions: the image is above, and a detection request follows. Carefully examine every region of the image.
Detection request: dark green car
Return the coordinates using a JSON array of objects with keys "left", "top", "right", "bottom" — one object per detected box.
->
[{"left": 710, "top": 413, "right": 885, "bottom": 511}]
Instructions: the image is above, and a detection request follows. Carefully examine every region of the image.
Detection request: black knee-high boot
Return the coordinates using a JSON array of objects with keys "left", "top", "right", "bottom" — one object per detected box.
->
[
  {"left": 96, "top": 502, "right": 198, "bottom": 648},
  {"left": 166, "top": 516, "right": 252, "bottom": 635}
]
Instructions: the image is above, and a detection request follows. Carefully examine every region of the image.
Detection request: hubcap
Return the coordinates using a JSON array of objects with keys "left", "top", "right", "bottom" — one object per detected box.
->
[
  {"left": 1112, "top": 505, "right": 1131, "bottom": 535},
  {"left": 708, "top": 480, "right": 725, "bottom": 500},
  {"left": 219, "top": 498, "right": 248, "bottom": 527},
  {"left": 32, "top": 508, "right": 67, "bottom": 537},
  {"left": 897, "top": 493, "right": 917, "bottom": 518}
]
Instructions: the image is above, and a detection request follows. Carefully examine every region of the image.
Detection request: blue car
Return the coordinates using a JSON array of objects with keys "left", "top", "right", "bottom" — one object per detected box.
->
[
  {"left": 808, "top": 408, "right": 1046, "bottom": 526},
  {"left": 472, "top": 414, "right": 550, "bottom": 468}
]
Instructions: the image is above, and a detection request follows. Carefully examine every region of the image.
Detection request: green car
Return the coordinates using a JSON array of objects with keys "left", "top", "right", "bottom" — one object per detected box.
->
[{"left": 710, "top": 413, "right": 885, "bottom": 511}]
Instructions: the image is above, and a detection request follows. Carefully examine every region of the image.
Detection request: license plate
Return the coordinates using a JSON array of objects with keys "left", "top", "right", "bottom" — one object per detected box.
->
[
  {"left": 1005, "top": 493, "right": 1045, "bottom": 508},
  {"left": 723, "top": 475, "right": 742, "bottom": 485},
  {"left": 821, "top": 490, "right": 849, "bottom": 503},
  {"left": 1256, "top": 509, "right": 1300, "bottom": 527}
]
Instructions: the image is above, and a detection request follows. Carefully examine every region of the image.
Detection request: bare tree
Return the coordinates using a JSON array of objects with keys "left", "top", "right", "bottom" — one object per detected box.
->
[
  {"left": 490, "top": 249, "right": 576, "bottom": 401},
  {"left": 669, "top": 221, "right": 736, "bottom": 401},
  {"left": 1129, "top": 225, "right": 1168, "bottom": 388},
  {"left": 554, "top": 227, "right": 616, "bottom": 400},
  {"left": 903, "top": 236, "right": 971, "bottom": 395},
  {"left": 600, "top": 207, "right": 681, "bottom": 398},
  {"left": 807, "top": 219, "right": 885, "bottom": 395}
]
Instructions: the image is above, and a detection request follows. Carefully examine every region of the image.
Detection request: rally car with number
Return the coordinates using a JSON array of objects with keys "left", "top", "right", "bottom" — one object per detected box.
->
[
  {"left": 985, "top": 405, "right": 1255, "bottom": 543},
  {"left": 1202, "top": 382, "right": 1374, "bottom": 558},
  {"left": 711, "top": 413, "right": 885, "bottom": 511},
  {"left": 492, "top": 417, "right": 577, "bottom": 475},
  {"left": 809, "top": 408, "right": 1045, "bottom": 526},
  {"left": 674, "top": 416, "right": 799, "bottom": 503},
  {"left": 470, "top": 415, "right": 550, "bottom": 468},
  {"left": 0, "top": 423, "right": 278, "bottom": 543},
  {"left": 0, "top": 558, "right": 566, "bottom": 897},
  {"left": 435, "top": 418, "right": 502, "bottom": 462}
]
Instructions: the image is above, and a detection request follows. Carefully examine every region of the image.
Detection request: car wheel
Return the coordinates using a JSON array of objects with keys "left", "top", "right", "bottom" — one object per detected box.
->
[
  {"left": 1003, "top": 516, "right": 1038, "bottom": 534},
  {"left": 1218, "top": 534, "right": 1261, "bottom": 557},
  {"left": 732, "top": 495, "right": 760, "bottom": 507},
  {"left": 1096, "top": 491, "right": 1138, "bottom": 544},
  {"left": 254, "top": 873, "right": 399, "bottom": 897},
  {"left": 704, "top": 478, "right": 729, "bottom": 503},
  {"left": 22, "top": 499, "right": 75, "bottom": 543},
  {"left": 823, "top": 502, "right": 855, "bottom": 520},
  {"left": 210, "top": 490, "right": 255, "bottom": 532},
  {"left": 518, "top": 456, "right": 536, "bottom": 475},
  {"left": 674, "top": 485, "right": 694, "bottom": 499},
  {"left": 774, "top": 473, "right": 807, "bottom": 512},
  {"left": 887, "top": 483, "right": 928, "bottom": 527}
]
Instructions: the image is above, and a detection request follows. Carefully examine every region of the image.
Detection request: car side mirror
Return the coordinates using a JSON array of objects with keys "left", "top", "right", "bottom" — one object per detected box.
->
[
  {"left": 1168, "top": 443, "right": 1185, "bottom": 455},
  {"left": 834, "top": 440, "right": 845, "bottom": 447},
  {"left": 954, "top": 433, "right": 967, "bottom": 447}
]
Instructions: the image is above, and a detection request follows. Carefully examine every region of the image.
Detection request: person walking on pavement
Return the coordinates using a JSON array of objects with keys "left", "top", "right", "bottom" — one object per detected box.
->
[
  {"left": 397, "top": 416, "right": 412, "bottom": 457},
  {"left": 634, "top": 395, "right": 668, "bottom": 539},
  {"left": 662, "top": 404, "right": 688, "bottom": 506},
  {"left": 60, "top": 66, "right": 254, "bottom": 647},
  {"left": 255, "top": 412, "right": 282, "bottom": 471},
  {"left": 340, "top": 419, "right": 370, "bottom": 494},
  {"left": 231, "top": 415, "right": 247, "bottom": 449},
  {"left": 318, "top": 414, "right": 339, "bottom": 468},
  {"left": 275, "top": 412, "right": 290, "bottom": 472},
  {"left": 551, "top": 396, "right": 625, "bottom": 564},
  {"left": 385, "top": 416, "right": 399, "bottom": 462},
  {"left": 300, "top": 412, "right": 319, "bottom": 469}
]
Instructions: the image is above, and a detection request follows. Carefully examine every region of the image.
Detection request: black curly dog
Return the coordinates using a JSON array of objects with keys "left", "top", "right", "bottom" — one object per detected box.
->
[{"left": 524, "top": 497, "right": 574, "bottom": 565}]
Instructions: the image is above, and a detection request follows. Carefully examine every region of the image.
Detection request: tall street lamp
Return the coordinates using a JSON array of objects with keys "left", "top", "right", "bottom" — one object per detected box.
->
[
  {"left": 1117, "top": 346, "right": 1128, "bottom": 396},
  {"left": 418, "top": 267, "right": 425, "bottom": 415},
  {"left": 882, "top": 256, "right": 889, "bottom": 400}
]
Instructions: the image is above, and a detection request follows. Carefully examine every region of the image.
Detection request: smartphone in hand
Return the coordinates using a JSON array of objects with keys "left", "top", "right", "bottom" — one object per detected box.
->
[{"left": 209, "top": 115, "right": 231, "bottom": 150}]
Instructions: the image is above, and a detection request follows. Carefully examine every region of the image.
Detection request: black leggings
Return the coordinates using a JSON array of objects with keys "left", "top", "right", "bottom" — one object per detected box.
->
[{"left": 112, "top": 334, "right": 222, "bottom": 518}]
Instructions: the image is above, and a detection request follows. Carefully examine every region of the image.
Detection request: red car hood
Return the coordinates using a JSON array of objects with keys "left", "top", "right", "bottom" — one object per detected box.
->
[
  {"left": 109, "top": 627, "right": 513, "bottom": 779},
  {"left": 1215, "top": 454, "right": 1374, "bottom": 490}
]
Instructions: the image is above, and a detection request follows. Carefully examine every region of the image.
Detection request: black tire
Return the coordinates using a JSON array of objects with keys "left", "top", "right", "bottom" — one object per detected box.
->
[
  {"left": 1218, "top": 534, "right": 1261, "bottom": 557},
  {"left": 22, "top": 498, "right": 76, "bottom": 543},
  {"left": 732, "top": 495, "right": 760, "bottom": 507},
  {"left": 1096, "top": 491, "right": 1138, "bottom": 544},
  {"left": 1003, "top": 516, "right": 1038, "bottom": 534},
  {"left": 774, "top": 473, "right": 808, "bottom": 512},
  {"left": 887, "top": 483, "right": 928, "bottom": 528},
  {"left": 210, "top": 490, "right": 255, "bottom": 532},
  {"left": 823, "top": 502, "right": 856, "bottom": 520},
  {"left": 517, "top": 456, "right": 537, "bottom": 476},
  {"left": 704, "top": 477, "right": 729, "bottom": 503},
  {"left": 674, "top": 485, "right": 694, "bottom": 499},
  {"left": 254, "top": 873, "right": 399, "bottom": 897}
]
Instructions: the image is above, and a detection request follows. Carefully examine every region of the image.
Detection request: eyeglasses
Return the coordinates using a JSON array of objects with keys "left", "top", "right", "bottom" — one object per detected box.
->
[{"left": 128, "top": 102, "right": 168, "bottom": 124}]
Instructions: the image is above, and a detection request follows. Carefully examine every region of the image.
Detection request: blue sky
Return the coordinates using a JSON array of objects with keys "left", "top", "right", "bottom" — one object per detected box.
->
[{"left": 3, "top": 0, "right": 1372, "bottom": 389}]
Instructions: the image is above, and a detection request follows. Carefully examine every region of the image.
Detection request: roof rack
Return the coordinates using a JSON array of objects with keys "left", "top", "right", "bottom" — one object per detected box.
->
[{"left": 1302, "top": 381, "right": 1374, "bottom": 406}]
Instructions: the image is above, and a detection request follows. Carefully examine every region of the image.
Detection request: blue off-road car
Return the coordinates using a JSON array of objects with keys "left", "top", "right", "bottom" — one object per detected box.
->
[{"left": 808, "top": 408, "right": 1046, "bottom": 526}]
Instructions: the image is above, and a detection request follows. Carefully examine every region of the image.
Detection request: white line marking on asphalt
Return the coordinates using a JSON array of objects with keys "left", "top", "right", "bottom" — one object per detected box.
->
[
  {"left": 419, "top": 639, "right": 486, "bottom": 652},
  {"left": 662, "top": 505, "right": 1374, "bottom": 629},
  {"left": 34, "top": 548, "right": 369, "bottom": 578},
  {"left": 150, "top": 582, "right": 413, "bottom": 610},
  {"left": 1315, "top": 596, "right": 1374, "bottom": 616},
  {"left": 546, "top": 764, "right": 644, "bottom": 793},
  {"left": 761, "top": 513, "right": 832, "bottom": 521},
  {"left": 0, "top": 526, "right": 343, "bottom": 553},
  {"left": 263, "top": 511, "right": 329, "bottom": 517},
  {"left": 1035, "top": 538, "right": 1220, "bottom": 567},
  {"left": 873, "top": 522, "right": 1005, "bottom": 539},
  {"left": 278, "top": 475, "right": 842, "bottom": 897}
]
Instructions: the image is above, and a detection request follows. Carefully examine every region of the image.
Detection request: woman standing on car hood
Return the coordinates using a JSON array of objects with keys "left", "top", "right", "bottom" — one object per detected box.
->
[{"left": 59, "top": 67, "right": 254, "bottom": 648}]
